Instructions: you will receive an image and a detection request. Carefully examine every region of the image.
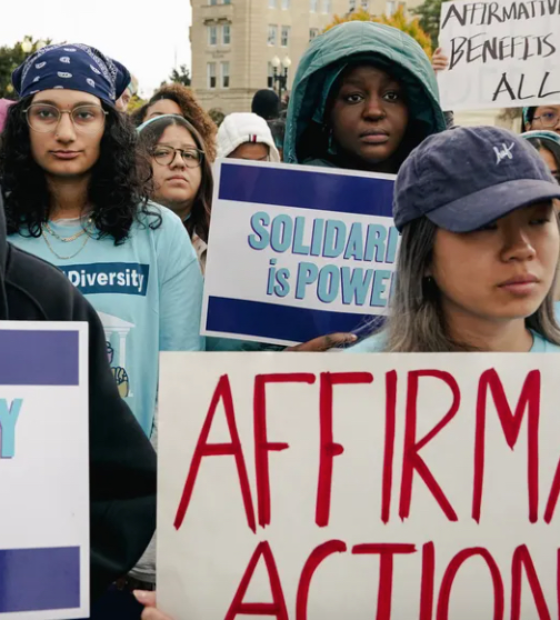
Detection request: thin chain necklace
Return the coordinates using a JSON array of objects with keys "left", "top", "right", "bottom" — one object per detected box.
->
[
  {"left": 42, "top": 218, "right": 94, "bottom": 261},
  {"left": 44, "top": 217, "right": 93, "bottom": 242},
  {"left": 42, "top": 231, "right": 91, "bottom": 260}
]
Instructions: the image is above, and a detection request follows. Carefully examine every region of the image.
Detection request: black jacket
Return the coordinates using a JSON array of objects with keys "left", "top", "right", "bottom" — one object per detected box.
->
[{"left": 0, "top": 192, "right": 157, "bottom": 600}]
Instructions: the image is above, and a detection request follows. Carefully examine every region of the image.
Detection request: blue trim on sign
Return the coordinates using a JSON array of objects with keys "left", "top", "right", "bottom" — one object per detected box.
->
[
  {"left": 206, "top": 296, "right": 384, "bottom": 343},
  {"left": 0, "top": 330, "right": 79, "bottom": 386},
  {"left": 0, "top": 547, "right": 80, "bottom": 612},
  {"left": 219, "top": 164, "right": 394, "bottom": 217}
]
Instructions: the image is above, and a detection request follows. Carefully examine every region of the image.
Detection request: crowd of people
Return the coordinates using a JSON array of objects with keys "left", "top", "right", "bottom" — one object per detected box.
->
[{"left": 0, "top": 17, "right": 560, "bottom": 620}]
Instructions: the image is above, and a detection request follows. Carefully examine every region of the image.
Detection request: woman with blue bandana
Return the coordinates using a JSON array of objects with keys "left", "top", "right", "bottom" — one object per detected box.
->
[{"left": 0, "top": 44, "right": 204, "bottom": 615}]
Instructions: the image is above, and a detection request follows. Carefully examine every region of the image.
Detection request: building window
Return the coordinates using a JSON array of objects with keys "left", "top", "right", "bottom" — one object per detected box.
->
[
  {"left": 360, "top": 0, "right": 369, "bottom": 9},
  {"left": 349, "top": 0, "right": 356, "bottom": 9},
  {"left": 223, "top": 0, "right": 231, "bottom": 4},
  {"left": 222, "top": 24, "right": 231, "bottom": 45},
  {"left": 267, "top": 62, "right": 274, "bottom": 88},
  {"left": 309, "top": 28, "right": 319, "bottom": 41},
  {"left": 281, "top": 26, "right": 290, "bottom": 47},
  {"left": 385, "top": 0, "right": 395, "bottom": 14},
  {"left": 207, "top": 62, "right": 217, "bottom": 89},
  {"left": 310, "top": 0, "right": 318, "bottom": 12},
  {"left": 268, "top": 24, "right": 278, "bottom": 45},
  {"left": 209, "top": 0, "right": 218, "bottom": 5},
  {"left": 269, "top": 0, "right": 277, "bottom": 7},
  {"left": 208, "top": 25, "right": 217, "bottom": 46},
  {"left": 322, "top": 0, "right": 331, "bottom": 11},
  {"left": 221, "top": 62, "right": 230, "bottom": 88},
  {"left": 282, "top": 0, "right": 290, "bottom": 8}
]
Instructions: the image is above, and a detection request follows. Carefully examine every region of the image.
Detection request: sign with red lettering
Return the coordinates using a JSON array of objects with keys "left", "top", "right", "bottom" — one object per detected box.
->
[
  {"left": 157, "top": 352, "right": 560, "bottom": 619},
  {"left": 437, "top": 0, "right": 560, "bottom": 110}
]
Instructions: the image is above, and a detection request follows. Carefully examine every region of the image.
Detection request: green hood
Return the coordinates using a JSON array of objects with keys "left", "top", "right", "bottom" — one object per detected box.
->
[{"left": 284, "top": 20, "right": 446, "bottom": 166}]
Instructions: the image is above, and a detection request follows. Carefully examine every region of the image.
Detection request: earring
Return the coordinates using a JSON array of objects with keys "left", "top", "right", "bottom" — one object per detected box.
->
[{"left": 422, "top": 275, "right": 436, "bottom": 296}]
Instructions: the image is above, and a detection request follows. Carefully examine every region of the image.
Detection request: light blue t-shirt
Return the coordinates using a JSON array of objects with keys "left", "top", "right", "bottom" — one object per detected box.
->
[
  {"left": 347, "top": 330, "right": 560, "bottom": 353},
  {"left": 9, "top": 204, "right": 204, "bottom": 436}
]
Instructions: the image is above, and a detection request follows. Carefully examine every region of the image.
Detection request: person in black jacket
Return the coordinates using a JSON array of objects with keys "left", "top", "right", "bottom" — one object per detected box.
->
[{"left": 0, "top": 188, "right": 157, "bottom": 603}]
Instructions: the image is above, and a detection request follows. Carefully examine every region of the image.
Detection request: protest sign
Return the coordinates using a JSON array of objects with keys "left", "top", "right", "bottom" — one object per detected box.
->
[
  {"left": 0, "top": 323, "right": 89, "bottom": 620},
  {"left": 202, "top": 160, "right": 396, "bottom": 346},
  {"left": 158, "top": 351, "right": 560, "bottom": 620},
  {"left": 437, "top": 0, "right": 560, "bottom": 111}
]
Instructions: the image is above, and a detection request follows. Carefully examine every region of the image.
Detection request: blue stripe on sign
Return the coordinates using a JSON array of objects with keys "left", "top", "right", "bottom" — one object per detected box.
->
[
  {"left": 0, "top": 547, "right": 80, "bottom": 612},
  {"left": 0, "top": 330, "right": 79, "bottom": 385},
  {"left": 206, "top": 296, "right": 384, "bottom": 343},
  {"left": 219, "top": 163, "right": 394, "bottom": 217}
]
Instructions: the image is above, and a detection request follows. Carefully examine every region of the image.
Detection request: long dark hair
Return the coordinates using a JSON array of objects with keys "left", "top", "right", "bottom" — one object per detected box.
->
[
  {"left": 524, "top": 107, "right": 537, "bottom": 130},
  {"left": 137, "top": 115, "right": 213, "bottom": 244},
  {"left": 0, "top": 96, "right": 160, "bottom": 245}
]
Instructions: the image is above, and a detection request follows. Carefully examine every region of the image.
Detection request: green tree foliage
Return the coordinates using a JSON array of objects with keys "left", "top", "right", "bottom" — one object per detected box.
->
[
  {"left": 169, "top": 64, "right": 191, "bottom": 87},
  {"left": 208, "top": 108, "right": 225, "bottom": 127},
  {"left": 0, "top": 37, "right": 51, "bottom": 99},
  {"left": 413, "top": 0, "right": 444, "bottom": 50},
  {"left": 127, "top": 94, "right": 146, "bottom": 113},
  {"left": 324, "top": 6, "right": 432, "bottom": 56}
]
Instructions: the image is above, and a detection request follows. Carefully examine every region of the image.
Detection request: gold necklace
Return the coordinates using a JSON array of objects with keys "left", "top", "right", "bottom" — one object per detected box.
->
[
  {"left": 42, "top": 230, "right": 91, "bottom": 260},
  {"left": 44, "top": 217, "right": 93, "bottom": 242}
]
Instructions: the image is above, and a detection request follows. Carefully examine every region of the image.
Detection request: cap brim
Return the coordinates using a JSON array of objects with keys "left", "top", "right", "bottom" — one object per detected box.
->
[{"left": 427, "top": 179, "right": 560, "bottom": 233}]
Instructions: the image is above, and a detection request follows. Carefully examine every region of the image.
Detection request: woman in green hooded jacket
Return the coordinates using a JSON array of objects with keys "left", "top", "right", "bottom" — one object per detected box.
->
[{"left": 284, "top": 20, "right": 447, "bottom": 172}]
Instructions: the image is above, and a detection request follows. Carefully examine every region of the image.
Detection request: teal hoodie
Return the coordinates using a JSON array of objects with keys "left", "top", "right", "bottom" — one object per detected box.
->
[{"left": 284, "top": 21, "right": 446, "bottom": 168}]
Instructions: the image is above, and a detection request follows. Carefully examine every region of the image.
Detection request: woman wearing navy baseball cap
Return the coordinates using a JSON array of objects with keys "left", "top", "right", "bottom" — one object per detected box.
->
[{"left": 349, "top": 125, "right": 560, "bottom": 353}]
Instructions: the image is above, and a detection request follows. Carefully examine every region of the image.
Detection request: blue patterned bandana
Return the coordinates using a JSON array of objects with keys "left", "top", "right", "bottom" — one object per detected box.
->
[{"left": 12, "top": 43, "right": 130, "bottom": 106}]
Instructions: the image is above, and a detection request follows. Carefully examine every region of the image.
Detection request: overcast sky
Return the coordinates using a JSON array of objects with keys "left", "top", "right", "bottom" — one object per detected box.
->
[{"left": 0, "top": 0, "right": 193, "bottom": 97}]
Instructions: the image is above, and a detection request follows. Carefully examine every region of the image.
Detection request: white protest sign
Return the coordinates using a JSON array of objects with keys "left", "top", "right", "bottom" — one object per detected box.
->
[
  {"left": 202, "top": 160, "right": 397, "bottom": 346},
  {"left": 158, "top": 351, "right": 560, "bottom": 619},
  {"left": 0, "top": 322, "right": 89, "bottom": 620},
  {"left": 438, "top": 0, "right": 560, "bottom": 111}
]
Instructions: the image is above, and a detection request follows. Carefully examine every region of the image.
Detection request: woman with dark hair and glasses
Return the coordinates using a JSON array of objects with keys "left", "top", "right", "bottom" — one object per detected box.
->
[
  {"left": 523, "top": 130, "right": 560, "bottom": 184},
  {"left": 132, "top": 83, "right": 217, "bottom": 162},
  {"left": 523, "top": 106, "right": 560, "bottom": 134},
  {"left": 0, "top": 43, "right": 203, "bottom": 443},
  {"left": 137, "top": 115, "right": 212, "bottom": 272}
]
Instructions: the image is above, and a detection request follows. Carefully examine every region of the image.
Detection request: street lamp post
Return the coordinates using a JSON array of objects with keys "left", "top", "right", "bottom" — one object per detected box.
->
[{"left": 271, "top": 55, "right": 292, "bottom": 100}]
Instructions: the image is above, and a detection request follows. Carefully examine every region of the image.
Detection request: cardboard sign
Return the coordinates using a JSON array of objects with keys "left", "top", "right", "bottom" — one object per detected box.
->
[
  {"left": 158, "top": 351, "right": 560, "bottom": 620},
  {"left": 0, "top": 323, "right": 89, "bottom": 620},
  {"left": 438, "top": 0, "right": 560, "bottom": 110},
  {"left": 202, "top": 160, "right": 397, "bottom": 346}
]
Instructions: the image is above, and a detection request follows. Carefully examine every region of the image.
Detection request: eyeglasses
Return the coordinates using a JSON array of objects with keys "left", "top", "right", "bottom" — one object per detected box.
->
[
  {"left": 533, "top": 111, "right": 560, "bottom": 129},
  {"left": 151, "top": 146, "right": 204, "bottom": 168},
  {"left": 24, "top": 103, "right": 108, "bottom": 133}
]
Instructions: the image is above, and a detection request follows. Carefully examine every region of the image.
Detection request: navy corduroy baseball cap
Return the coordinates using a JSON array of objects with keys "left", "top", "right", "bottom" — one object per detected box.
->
[{"left": 393, "top": 126, "right": 560, "bottom": 233}]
